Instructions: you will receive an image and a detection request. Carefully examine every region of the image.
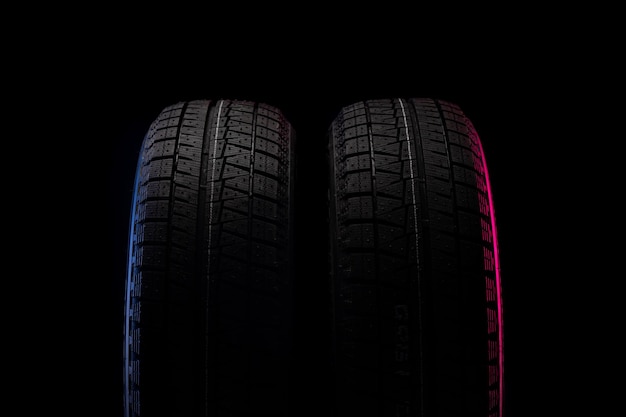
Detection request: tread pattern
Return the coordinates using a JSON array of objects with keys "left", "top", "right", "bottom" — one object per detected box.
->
[
  {"left": 124, "top": 100, "right": 295, "bottom": 416},
  {"left": 328, "top": 98, "right": 503, "bottom": 417}
]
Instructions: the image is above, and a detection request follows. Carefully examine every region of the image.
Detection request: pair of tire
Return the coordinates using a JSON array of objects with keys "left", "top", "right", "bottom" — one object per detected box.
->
[{"left": 123, "top": 98, "right": 504, "bottom": 417}]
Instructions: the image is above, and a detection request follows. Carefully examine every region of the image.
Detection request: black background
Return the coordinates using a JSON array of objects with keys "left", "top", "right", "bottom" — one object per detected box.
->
[{"left": 94, "top": 17, "right": 592, "bottom": 417}]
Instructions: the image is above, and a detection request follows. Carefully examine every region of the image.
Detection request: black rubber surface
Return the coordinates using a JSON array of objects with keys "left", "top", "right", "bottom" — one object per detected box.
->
[
  {"left": 123, "top": 100, "right": 296, "bottom": 416},
  {"left": 328, "top": 98, "right": 504, "bottom": 416}
]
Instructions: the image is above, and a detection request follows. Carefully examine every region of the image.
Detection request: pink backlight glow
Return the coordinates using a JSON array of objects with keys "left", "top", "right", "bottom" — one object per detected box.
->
[{"left": 477, "top": 134, "right": 504, "bottom": 417}]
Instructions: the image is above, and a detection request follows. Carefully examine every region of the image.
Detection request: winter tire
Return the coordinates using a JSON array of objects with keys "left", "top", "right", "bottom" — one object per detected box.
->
[
  {"left": 328, "top": 98, "right": 504, "bottom": 416},
  {"left": 123, "top": 100, "right": 296, "bottom": 416}
]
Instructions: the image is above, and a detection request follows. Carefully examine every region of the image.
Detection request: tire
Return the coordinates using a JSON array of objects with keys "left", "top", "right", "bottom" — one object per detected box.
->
[
  {"left": 328, "top": 98, "right": 504, "bottom": 416},
  {"left": 123, "top": 100, "right": 296, "bottom": 416}
]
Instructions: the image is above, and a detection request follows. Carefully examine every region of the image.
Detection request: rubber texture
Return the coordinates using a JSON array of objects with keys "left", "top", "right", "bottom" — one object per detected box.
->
[
  {"left": 123, "top": 100, "right": 296, "bottom": 417},
  {"left": 328, "top": 98, "right": 504, "bottom": 417}
]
